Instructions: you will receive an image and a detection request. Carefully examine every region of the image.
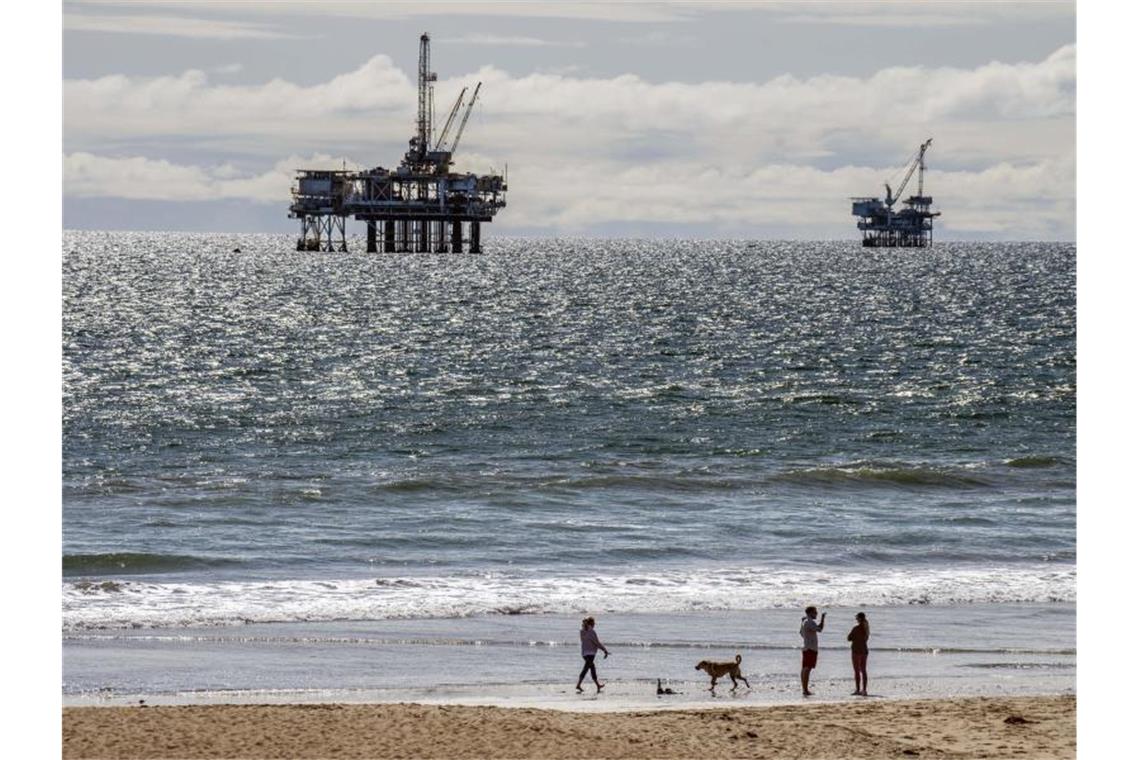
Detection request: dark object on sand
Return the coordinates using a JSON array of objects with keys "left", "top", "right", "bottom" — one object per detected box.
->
[
  {"left": 233, "top": 248, "right": 241, "bottom": 253},
  {"left": 656, "top": 678, "right": 679, "bottom": 695},
  {"left": 1004, "top": 715, "right": 1036, "bottom": 725}
]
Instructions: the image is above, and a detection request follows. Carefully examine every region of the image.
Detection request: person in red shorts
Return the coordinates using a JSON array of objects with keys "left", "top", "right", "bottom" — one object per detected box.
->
[{"left": 799, "top": 605, "right": 826, "bottom": 696}]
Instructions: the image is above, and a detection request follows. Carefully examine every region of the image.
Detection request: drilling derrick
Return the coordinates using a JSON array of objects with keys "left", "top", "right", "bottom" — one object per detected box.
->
[
  {"left": 405, "top": 33, "right": 438, "bottom": 172},
  {"left": 289, "top": 32, "right": 507, "bottom": 253},
  {"left": 851, "top": 139, "right": 940, "bottom": 247}
]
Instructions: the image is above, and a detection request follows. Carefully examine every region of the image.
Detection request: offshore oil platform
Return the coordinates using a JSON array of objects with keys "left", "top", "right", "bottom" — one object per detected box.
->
[
  {"left": 289, "top": 33, "right": 507, "bottom": 252},
  {"left": 851, "top": 139, "right": 939, "bottom": 247}
]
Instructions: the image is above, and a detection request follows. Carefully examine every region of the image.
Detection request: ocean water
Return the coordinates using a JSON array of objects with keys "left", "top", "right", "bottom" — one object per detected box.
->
[{"left": 62, "top": 233, "right": 1075, "bottom": 701}]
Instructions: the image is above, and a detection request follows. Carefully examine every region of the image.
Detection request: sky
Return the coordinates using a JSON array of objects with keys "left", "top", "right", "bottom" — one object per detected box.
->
[{"left": 62, "top": 0, "right": 1075, "bottom": 239}]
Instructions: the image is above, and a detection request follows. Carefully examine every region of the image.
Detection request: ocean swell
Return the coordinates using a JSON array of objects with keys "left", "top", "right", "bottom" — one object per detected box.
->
[
  {"left": 771, "top": 463, "right": 993, "bottom": 489},
  {"left": 64, "top": 552, "right": 244, "bottom": 577}
]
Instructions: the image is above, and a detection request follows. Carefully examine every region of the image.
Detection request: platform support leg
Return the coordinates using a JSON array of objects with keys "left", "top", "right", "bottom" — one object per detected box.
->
[
  {"left": 321, "top": 217, "right": 333, "bottom": 252},
  {"left": 435, "top": 221, "right": 449, "bottom": 252},
  {"left": 470, "top": 221, "right": 482, "bottom": 254},
  {"left": 384, "top": 220, "right": 396, "bottom": 253},
  {"left": 335, "top": 216, "right": 347, "bottom": 252},
  {"left": 451, "top": 220, "right": 463, "bottom": 253}
]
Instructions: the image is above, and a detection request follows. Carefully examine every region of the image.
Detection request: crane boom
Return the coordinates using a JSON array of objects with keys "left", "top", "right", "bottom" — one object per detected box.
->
[
  {"left": 886, "top": 138, "right": 933, "bottom": 207},
  {"left": 434, "top": 87, "right": 467, "bottom": 151},
  {"left": 448, "top": 81, "right": 481, "bottom": 156}
]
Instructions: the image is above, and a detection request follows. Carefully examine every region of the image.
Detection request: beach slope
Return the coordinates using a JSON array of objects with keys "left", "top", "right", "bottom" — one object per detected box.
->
[{"left": 63, "top": 695, "right": 1074, "bottom": 759}]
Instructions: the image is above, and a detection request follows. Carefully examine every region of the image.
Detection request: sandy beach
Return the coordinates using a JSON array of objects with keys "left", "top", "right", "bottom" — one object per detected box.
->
[{"left": 63, "top": 694, "right": 1074, "bottom": 759}]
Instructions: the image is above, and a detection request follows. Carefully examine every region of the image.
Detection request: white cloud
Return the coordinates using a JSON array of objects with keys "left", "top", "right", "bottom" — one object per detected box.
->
[
  {"left": 64, "top": 152, "right": 354, "bottom": 203},
  {"left": 64, "top": 149, "right": 1074, "bottom": 238},
  {"left": 65, "top": 56, "right": 414, "bottom": 143},
  {"left": 63, "top": 45, "right": 1075, "bottom": 237},
  {"left": 64, "top": 13, "right": 295, "bottom": 39},
  {"left": 64, "top": 45, "right": 1074, "bottom": 152},
  {"left": 490, "top": 155, "right": 1073, "bottom": 237}
]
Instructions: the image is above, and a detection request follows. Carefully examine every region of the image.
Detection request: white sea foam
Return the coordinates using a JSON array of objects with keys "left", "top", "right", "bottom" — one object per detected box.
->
[{"left": 62, "top": 564, "right": 1075, "bottom": 631}]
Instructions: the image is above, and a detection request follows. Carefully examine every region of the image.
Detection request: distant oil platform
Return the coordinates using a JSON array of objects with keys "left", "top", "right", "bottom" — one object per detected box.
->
[
  {"left": 851, "top": 139, "right": 939, "bottom": 247},
  {"left": 289, "top": 33, "right": 507, "bottom": 252}
]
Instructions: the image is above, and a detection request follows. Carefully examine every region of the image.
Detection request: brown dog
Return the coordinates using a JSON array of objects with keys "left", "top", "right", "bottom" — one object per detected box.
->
[{"left": 695, "top": 654, "right": 751, "bottom": 691}]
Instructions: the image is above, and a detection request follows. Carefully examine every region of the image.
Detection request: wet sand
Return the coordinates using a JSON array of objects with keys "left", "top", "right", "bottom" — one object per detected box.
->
[{"left": 63, "top": 694, "right": 1074, "bottom": 759}]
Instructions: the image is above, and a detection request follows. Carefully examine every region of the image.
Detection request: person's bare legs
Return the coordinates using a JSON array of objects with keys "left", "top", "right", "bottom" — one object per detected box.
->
[
  {"left": 801, "top": 667, "right": 812, "bottom": 696},
  {"left": 851, "top": 653, "right": 869, "bottom": 695}
]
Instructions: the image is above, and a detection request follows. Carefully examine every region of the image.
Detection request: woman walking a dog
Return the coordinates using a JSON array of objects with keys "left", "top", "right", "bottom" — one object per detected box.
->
[
  {"left": 576, "top": 616, "right": 609, "bottom": 693},
  {"left": 847, "top": 611, "right": 871, "bottom": 696}
]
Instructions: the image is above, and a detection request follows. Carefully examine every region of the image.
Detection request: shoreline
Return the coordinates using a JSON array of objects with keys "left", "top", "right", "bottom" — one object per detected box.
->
[
  {"left": 64, "top": 681, "right": 1077, "bottom": 714},
  {"left": 64, "top": 605, "right": 1076, "bottom": 712},
  {"left": 63, "top": 694, "right": 1076, "bottom": 759}
]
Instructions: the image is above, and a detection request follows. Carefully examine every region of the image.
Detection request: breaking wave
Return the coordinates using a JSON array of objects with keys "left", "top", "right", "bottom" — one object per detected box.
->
[{"left": 62, "top": 563, "right": 1075, "bottom": 631}]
